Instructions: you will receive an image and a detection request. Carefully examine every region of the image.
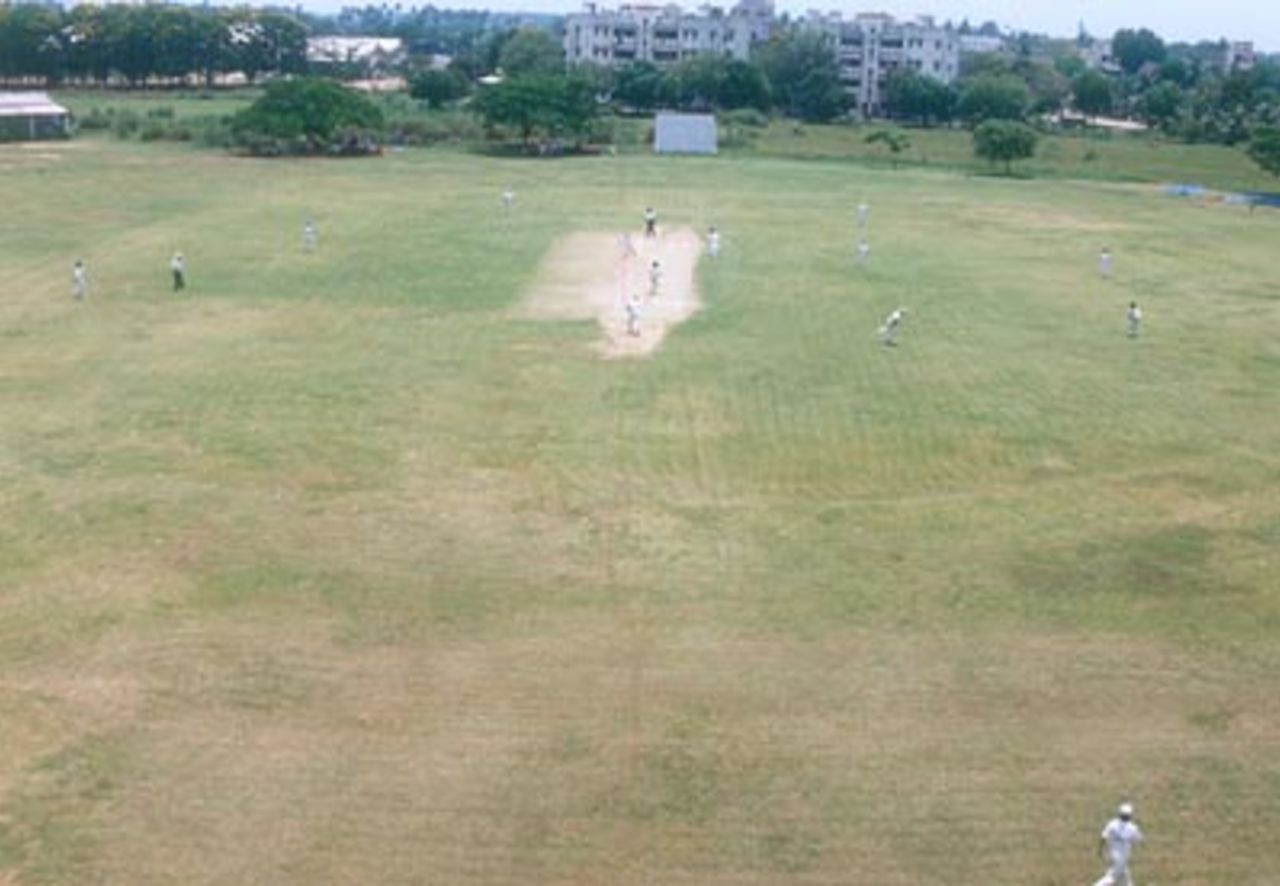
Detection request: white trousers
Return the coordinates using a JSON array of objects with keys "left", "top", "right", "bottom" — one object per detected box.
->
[{"left": 1093, "top": 863, "right": 1133, "bottom": 886}]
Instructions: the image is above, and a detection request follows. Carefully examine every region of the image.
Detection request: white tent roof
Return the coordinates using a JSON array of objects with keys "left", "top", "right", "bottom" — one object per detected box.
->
[{"left": 0, "top": 92, "right": 69, "bottom": 118}]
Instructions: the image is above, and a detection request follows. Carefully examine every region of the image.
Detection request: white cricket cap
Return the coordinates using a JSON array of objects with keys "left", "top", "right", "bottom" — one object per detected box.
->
[{"left": 1118, "top": 803, "right": 1134, "bottom": 818}]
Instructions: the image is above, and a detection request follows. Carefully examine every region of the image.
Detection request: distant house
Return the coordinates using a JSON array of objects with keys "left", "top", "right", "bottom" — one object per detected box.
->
[
  {"left": 0, "top": 92, "right": 70, "bottom": 142},
  {"left": 307, "top": 37, "right": 406, "bottom": 76},
  {"left": 654, "top": 112, "right": 717, "bottom": 155}
]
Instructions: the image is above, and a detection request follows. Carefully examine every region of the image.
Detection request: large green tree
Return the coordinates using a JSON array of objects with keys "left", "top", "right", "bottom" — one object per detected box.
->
[
  {"left": 409, "top": 69, "right": 471, "bottom": 107},
  {"left": 757, "top": 30, "right": 847, "bottom": 122},
  {"left": 957, "top": 74, "right": 1030, "bottom": 125},
  {"left": 883, "top": 69, "right": 955, "bottom": 125},
  {"left": 497, "top": 28, "right": 563, "bottom": 77},
  {"left": 1248, "top": 127, "right": 1280, "bottom": 177},
  {"left": 972, "top": 119, "right": 1038, "bottom": 173},
  {"left": 231, "top": 78, "right": 384, "bottom": 154},
  {"left": 1071, "top": 69, "right": 1114, "bottom": 117},
  {"left": 1112, "top": 28, "right": 1166, "bottom": 75},
  {"left": 471, "top": 73, "right": 597, "bottom": 149}
]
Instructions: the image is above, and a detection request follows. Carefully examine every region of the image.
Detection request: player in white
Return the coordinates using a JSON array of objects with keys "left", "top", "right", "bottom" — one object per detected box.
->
[
  {"left": 707, "top": 226, "right": 720, "bottom": 258},
  {"left": 501, "top": 188, "right": 515, "bottom": 212},
  {"left": 302, "top": 219, "right": 317, "bottom": 253},
  {"left": 857, "top": 202, "right": 870, "bottom": 230},
  {"left": 643, "top": 207, "right": 657, "bottom": 238},
  {"left": 856, "top": 238, "right": 870, "bottom": 266},
  {"left": 625, "top": 292, "right": 642, "bottom": 336},
  {"left": 1099, "top": 246, "right": 1113, "bottom": 279},
  {"left": 878, "top": 306, "right": 906, "bottom": 346},
  {"left": 1127, "top": 301, "right": 1142, "bottom": 338},
  {"left": 1093, "top": 802, "right": 1143, "bottom": 886},
  {"left": 71, "top": 259, "right": 88, "bottom": 301},
  {"left": 170, "top": 252, "right": 186, "bottom": 291},
  {"left": 649, "top": 260, "right": 662, "bottom": 297}
]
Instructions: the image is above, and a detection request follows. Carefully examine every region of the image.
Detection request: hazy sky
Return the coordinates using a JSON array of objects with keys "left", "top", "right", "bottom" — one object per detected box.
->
[{"left": 317, "top": 0, "right": 1278, "bottom": 52}]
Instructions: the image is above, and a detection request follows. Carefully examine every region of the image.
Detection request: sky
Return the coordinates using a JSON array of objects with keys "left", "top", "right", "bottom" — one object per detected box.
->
[{"left": 309, "top": 0, "right": 1279, "bottom": 52}]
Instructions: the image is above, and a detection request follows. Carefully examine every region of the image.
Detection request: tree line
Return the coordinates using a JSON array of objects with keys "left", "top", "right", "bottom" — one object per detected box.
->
[{"left": 0, "top": 4, "right": 307, "bottom": 87}]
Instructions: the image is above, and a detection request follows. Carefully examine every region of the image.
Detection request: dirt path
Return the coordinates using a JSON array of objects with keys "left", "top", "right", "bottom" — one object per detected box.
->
[{"left": 518, "top": 227, "right": 703, "bottom": 359}]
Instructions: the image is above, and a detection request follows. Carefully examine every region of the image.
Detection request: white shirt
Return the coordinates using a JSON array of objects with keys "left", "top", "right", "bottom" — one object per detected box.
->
[
  {"left": 171, "top": 255, "right": 185, "bottom": 272},
  {"left": 1128, "top": 306, "right": 1142, "bottom": 322},
  {"left": 73, "top": 265, "right": 87, "bottom": 284},
  {"left": 885, "top": 309, "right": 903, "bottom": 328},
  {"left": 708, "top": 232, "right": 720, "bottom": 253},
  {"left": 857, "top": 204, "right": 869, "bottom": 222},
  {"left": 1101, "top": 818, "right": 1142, "bottom": 865}
]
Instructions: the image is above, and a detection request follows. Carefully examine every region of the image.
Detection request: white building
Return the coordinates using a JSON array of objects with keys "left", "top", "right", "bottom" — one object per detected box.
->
[
  {"left": 810, "top": 13, "right": 960, "bottom": 117},
  {"left": 959, "top": 34, "right": 1005, "bottom": 55},
  {"left": 563, "top": 1, "right": 772, "bottom": 68},
  {"left": 306, "top": 37, "right": 406, "bottom": 74},
  {"left": 0, "top": 92, "right": 70, "bottom": 142},
  {"left": 1224, "top": 41, "right": 1255, "bottom": 72},
  {"left": 1079, "top": 39, "right": 1120, "bottom": 74}
]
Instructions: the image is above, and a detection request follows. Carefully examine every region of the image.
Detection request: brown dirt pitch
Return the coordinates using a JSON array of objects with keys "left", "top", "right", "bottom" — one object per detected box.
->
[{"left": 517, "top": 227, "right": 703, "bottom": 359}]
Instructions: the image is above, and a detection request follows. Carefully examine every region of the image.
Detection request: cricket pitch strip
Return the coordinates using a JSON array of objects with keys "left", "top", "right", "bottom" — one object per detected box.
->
[{"left": 518, "top": 228, "right": 703, "bottom": 359}]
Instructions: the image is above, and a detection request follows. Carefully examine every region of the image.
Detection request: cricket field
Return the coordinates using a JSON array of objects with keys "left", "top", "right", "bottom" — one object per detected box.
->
[{"left": 1, "top": 129, "right": 1278, "bottom": 884}]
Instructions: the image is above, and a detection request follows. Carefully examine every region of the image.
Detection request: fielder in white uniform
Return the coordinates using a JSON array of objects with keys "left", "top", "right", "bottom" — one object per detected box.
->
[
  {"left": 170, "top": 252, "right": 186, "bottom": 291},
  {"left": 302, "top": 220, "right": 317, "bottom": 253},
  {"left": 1127, "top": 301, "right": 1142, "bottom": 338},
  {"left": 856, "top": 239, "right": 870, "bottom": 266},
  {"left": 644, "top": 207, "right": 657, "bottom": 238},
  {"left": 1099, "top": 247, "right": 1113, "bottom": 279},
  {"left": 1094, "top": 802, "right": 1143, "bottom": 886},
  {"left": 878, "top": 307, "right": 906, "bottom": 346},
  {"left": 625, "top": 292, "right": 642, "bottom": 336},
  {"left": 501, "top": 188, "right": 514, "bottom": 212},
  {"left": 707, "top": 226, "right": 720, "bottom": 258},
  {"left": 857, "top": 202, "right": 870, "bottom": 230},
  {"left": 72, "top": 260, "right": 88, "bottom": 300},
  {"left": 649, "top": 260, "right": 662, "bottom": 297}
]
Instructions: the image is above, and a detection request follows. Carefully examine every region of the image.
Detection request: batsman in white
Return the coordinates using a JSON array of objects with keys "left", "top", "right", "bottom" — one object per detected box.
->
[
  {"left": 649, "top": 259, "right": 662, "bottom": 297},
  {"left": 501, "top": 188, "right": 515, "bottom": 212},
  {"left": 1099, "top": 246, "right": 1113, "bottom": 279},
  {"left": 877, "top": 306, "right": 906, "bottom": 346},
  {"left": 1093, "top": 802, "right": 1143, "bottom": 886},
  {"left": 856, "top": 238, "right": 870, "bottom": 266},
  {"left": 71, "top": 259, "right": 88, "bottom": 301},
  {"left": 857, "top": 202, "right": 870, "bottom": 229},
  {"left": 707, "top": 226, "right": 721, "bottom": 258},
  {"left": 302, "top": 219, "right": 317, "bottom": 253},
  {"left": 1127, "top": 301, "right": 1142, "bottom": 338}
]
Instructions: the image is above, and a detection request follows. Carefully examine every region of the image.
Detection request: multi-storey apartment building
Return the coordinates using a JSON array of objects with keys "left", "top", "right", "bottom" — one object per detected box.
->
[
  {"left": 812, "top": 13, "right": 961, "bottom": 117},
  {"left": 563, "top": 0, "right": 772, "bottom": 68}
]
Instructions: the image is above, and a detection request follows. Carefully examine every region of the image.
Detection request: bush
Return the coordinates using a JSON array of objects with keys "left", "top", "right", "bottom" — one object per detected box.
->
[
  {"left": 77, "top": 108, "right": 114, "bottom": 131},
  {"left": 111, "top": 110, "right": 142, "bottom": 139},
  {"left": 719, "top": 108, "right": 769, "bottom": 129},
  {"left": 146, "top": 106, "right": 176, "bottom": 120},
  {"left": 387, "top": 112, "right": 483, "bottom": 146}
]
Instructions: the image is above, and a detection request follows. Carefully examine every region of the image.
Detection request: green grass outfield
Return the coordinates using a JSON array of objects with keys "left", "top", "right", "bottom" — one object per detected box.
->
[{"left": 1, "top": 135, "right": 1278, "bottom": 884}]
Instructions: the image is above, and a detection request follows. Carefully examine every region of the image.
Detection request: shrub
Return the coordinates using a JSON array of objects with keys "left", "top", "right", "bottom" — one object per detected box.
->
[
  {"left": 111, "top": 110, "right": 142, "bottom": 139},
  {"left": 719, "top": 108, "right": 769, "bottom": 129}
]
